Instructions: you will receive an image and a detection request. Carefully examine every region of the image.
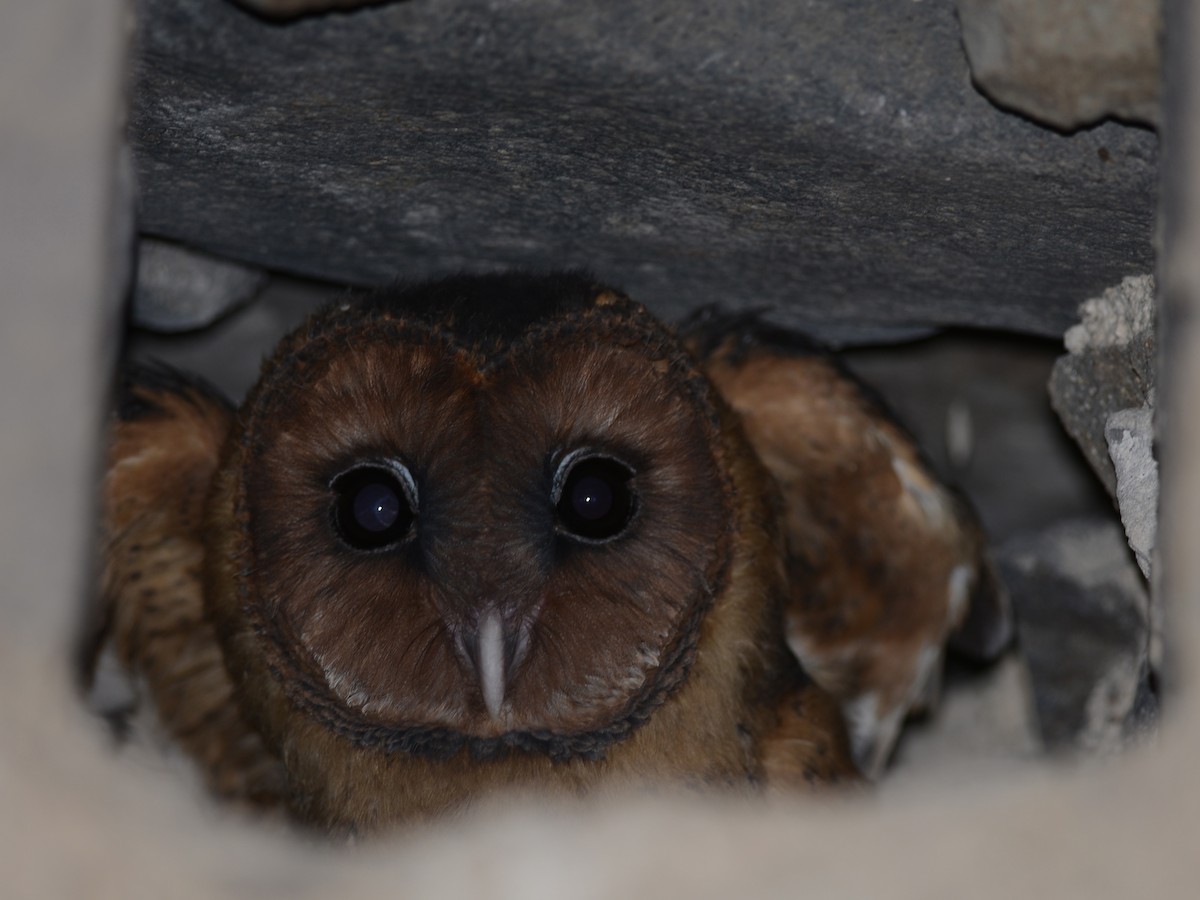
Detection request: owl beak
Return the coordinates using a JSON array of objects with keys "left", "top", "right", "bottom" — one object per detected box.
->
[
  {"left": 456, "top": 606, "right": 533, "bottom": 722},
  {"left": 458, "top": 608, "right": 532, "bottom": 722},
  {"left": 476, "top": 609, "right": 508, "bottom": 720}
]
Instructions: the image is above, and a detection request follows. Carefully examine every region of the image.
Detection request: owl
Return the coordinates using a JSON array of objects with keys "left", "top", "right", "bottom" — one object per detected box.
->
[{"left": 90, "top": 271, "right": 1007, "bottom": 831}]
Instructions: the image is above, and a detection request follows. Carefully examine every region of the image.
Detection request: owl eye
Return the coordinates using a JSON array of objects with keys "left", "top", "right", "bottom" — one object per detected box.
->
[
  {"left": 553, "top": 451, "right": 638, "bottom": 543},
  {"left": 330, "top": 461, "right": 418, "bottom": 550}
]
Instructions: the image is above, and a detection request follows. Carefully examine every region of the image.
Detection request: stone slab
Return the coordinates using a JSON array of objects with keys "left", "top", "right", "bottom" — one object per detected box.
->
[{"left": 129, "top": 0, "right": 1158, "bottom": 345}]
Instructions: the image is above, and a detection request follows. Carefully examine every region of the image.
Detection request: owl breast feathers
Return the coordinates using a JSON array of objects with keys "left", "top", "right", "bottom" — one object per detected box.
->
[{"left": 92, "top": 271, "right": 1009, "bottom": 832}]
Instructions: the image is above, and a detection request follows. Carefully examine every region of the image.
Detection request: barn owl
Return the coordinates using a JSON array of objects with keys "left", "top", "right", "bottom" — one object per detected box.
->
[{"left": 91, "top": 271, "right": 1007, "bottom": 831}]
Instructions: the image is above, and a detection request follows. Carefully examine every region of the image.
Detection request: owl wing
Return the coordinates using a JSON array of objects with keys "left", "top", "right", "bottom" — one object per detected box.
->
[
  {"left": 759, "top": 676, "right": 863, "bottom": 791},
  {"left": 685, "top": 313, "right": 1011, "bottom": 779},
  {"left": 87, "top": 362, "right": 284, "bottom": 808}
]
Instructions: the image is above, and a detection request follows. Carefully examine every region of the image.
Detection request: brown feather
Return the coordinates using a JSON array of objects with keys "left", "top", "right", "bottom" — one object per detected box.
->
[
  {"left": 95, "top": 367, "right": 285, "bottom": 808},
  {"left": 761, "top": 680, "right": 862, "bottom": 790},
  {"left": 692, "top": 327, "right": 1010, "bottom": 777}
]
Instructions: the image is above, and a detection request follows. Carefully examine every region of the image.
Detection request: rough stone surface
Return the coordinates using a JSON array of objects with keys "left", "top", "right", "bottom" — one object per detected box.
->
[
  {"left": 1049, "top": 275, "right": 1157, "bottom": 496},
  {"left": 133, "top": 238, "right": 267, "bottom": 332},
  {"left": 957, "top": 0, "right": 1162, "bottom": 131},
  {"left": 1106, "top": 406, "right": 1158, "bottom": 579},
  {"left": 1063, "top": 273, "right": 1157, "bottom": 353},
  {"left": 0, "top": 1, "right": 131, "bottom": 646},
  {"left": 129, "top": 0, "right": 1158, "bottom": 345},
  {"left": 997, "top": 519, "right": 1155, "bottom": 755}
]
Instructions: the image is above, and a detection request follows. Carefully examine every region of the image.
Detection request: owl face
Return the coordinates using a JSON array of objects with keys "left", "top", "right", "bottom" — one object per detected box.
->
[{"left": 222, "top": 276, "right": 739, "bottom": 763}]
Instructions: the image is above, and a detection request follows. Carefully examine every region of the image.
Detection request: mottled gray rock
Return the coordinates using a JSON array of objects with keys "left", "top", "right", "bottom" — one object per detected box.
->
[
  {"left": 957, "top": 0, "right": 1162, "bottom": 130},
  {"left": 0, "top": 0, "right": 132, "bottom": 648},
  {"left": 132, "top": 239, "right": 267, "bottom": 332},
  {"left": 1105, "top": 406, "right": 1158, "bottom": 579},
  {"left": 129, "top": 0, "right": 1157, "bottom": 345},
  {"left": 1063, "top": 274, "right": 1156, "bottom": 353},
  {"left": 1049, "top": 275, "right": 1157, "bottom": 496},
  {"left": 1022, "top": 277, "right": 1162, "bottom": 697},
  {"left": 997, "top": 519, "right": 1155, "bottom": 755}
]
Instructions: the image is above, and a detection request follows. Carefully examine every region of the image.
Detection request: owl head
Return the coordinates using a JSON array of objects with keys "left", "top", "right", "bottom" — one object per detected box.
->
[{"left": 202, "top": 272, "right": 794, "bottom": 826}]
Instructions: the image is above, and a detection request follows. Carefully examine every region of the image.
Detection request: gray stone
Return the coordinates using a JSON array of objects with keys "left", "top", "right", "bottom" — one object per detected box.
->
[
  {"left": 957, "top": 0, "right": 1162, "bottom": 131},
  {"left": 0, "top": 0, "right": 131, "bottom": 649},
  {"left": 132, "top": 239, "right": 265, "bottom": 330},
  {"left": 1049, "top": 275, "right": 1157, "bottom": 496},
  {"left": 1105, "top": 406, "right": 1158, "bottom": 580},
  {"left": 128, "top": 275, "right": 333, "bottom": 401},
  {"left": 132, "top": 238, "right": 267, "bottom": 332},
  {"left": 129, "top": 0, "right": 1158, "bottom": 346},
  {"left": 1062, "top": 273, "right": 1157, "bottom": 353},
  {"left": 997, "top": 519, "right": 1155, "bottom": 755}
]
